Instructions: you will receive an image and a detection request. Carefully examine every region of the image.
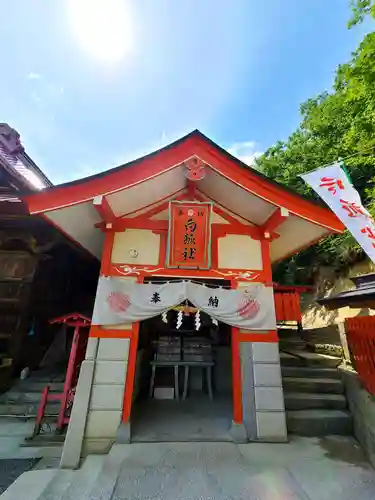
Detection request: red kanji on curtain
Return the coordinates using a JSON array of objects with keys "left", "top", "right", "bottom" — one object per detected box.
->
[{"left": 167, "top": 201, "right": 212, "bottom": 269}]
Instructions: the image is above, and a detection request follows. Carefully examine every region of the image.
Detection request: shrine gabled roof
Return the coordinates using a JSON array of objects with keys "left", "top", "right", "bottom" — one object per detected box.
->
[
  {"left": 23, "top": 130, "right": 344, "bottom": 260},
  {"left": 318, "top": 273, "right": 375, "bottom": 309}
]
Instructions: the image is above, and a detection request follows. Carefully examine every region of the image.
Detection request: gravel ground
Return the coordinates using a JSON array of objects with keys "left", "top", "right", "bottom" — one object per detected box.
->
[{"left": 0, "top": 458, "right": 40, "bottom": 494}]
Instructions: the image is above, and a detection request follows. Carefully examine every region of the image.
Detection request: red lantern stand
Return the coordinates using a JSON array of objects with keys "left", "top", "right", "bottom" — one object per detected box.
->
[{"left": 30, "top": 313, "right": 91, "bottom": 438}]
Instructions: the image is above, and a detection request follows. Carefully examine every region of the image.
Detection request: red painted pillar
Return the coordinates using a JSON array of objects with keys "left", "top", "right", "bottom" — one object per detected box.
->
[
  {"left": 231, "top": 280, "right": 243, "bottom": 424},
  {"left": 260, "top": 238, "right": 272, "bottom": 284},
  {"left": 231, "top": 326, "right": 243, "bottom": 424},
  {"left": 122, "top": 322, "right": 140, "bottom": 422},
  {"left": 101, "top": 230, "right": 115, "bottom": 275},
  {"left": 122, "top": 276, "right": 143, "bottom": 423}
]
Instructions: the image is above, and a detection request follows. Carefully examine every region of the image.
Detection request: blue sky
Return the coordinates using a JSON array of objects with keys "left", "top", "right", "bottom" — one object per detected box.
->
[{"left": 0, "top": 1, "right": 373, "bottom": 184}]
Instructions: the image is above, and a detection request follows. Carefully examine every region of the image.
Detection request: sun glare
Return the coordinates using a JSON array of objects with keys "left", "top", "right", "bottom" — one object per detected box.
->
[{"left": 67, "top": 0, "right": 133, "bottom": 63}]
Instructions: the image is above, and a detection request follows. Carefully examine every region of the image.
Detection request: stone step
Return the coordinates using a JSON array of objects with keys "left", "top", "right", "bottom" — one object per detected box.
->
[
  {"left": 0, "top": 391, "right": 55, "bottom": 404},
  {"left": 0, "top": 469, "right": 58, "bottom": 500},
  {"left": 281, "top": 366, "right": 340, "bottom": 379},
  {"left": 85, "top": 445, "right": 127, "bottom": 500},
  {"left": 22, "top": 433, "right": 65, "bottom": 447},
  {"left": 284, "top": 392, "right": 347, "bottom": 410},
  {"left": 279, "top": 340, "right": 307, "bottom": 350},
  {"left": 14, "top": 381, "right": 65, "bottom": 393},
  {"left": 0, "top": 402, "right": 60, "bottom": 417},
  {"left": 286, "top": 409, "right": 353, "bottom": 436},
  {"left": 59, "top": 455, "right": 105, "bottom": 500},
  {"left": 278, "top": 334, "right": 305, "bottom": 342},
  {"left": 277, "top": 328, "right": 300, "bottom": 338},
  {"left": 1, "top": 455, "right": 106, "bottom": 499},
  {"left": 280, "top": 351, "right": 341, "bottom": 368},
  {"left": 282, "top": 377, "right": 344, "bottom": 394},
  {"left": 35, "top": 468, "right": 74, "bottom": 500},
  {"left": 0, "top": 414, "right": 57, "bottom": 424},
  {"left": 2, "top": 449, "right": 120, "bottom": 499},
  {"left": 21, "top": 373, "right": 66, "bottom": 384}
]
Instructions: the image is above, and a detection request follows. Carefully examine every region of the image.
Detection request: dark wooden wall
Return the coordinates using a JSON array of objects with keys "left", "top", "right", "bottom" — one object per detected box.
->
[{"left": 0, "top": 208, "right": 99, "bottom": 385}]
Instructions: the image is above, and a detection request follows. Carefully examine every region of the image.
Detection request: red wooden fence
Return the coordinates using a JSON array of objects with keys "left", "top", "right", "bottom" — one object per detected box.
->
[
  {"left": 274, "top": 291, "right": 302, "bottom": 323},
  {"left": 346, "top": 316, "right": 375, "bottom": 395}
]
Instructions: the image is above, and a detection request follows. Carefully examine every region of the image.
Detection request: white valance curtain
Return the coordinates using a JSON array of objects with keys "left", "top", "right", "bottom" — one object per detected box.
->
[{"left": 92, "top": 278, "right": 276, "bottom": 330}]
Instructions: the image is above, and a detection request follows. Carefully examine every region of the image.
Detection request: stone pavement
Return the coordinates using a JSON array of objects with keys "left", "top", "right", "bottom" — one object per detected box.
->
[
  {"left": 2, "top": 436, "right": 375, "bottom": 499},
  {"left": 112, "top": 438, "right": 375, "bottom": 500}
]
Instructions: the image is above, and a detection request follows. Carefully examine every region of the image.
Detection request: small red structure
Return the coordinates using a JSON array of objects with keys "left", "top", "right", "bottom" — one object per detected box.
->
[
  {"left": 319, "top": 274, "right": 375, "bottom": 395},
  {"left": 346, "top": 316, "right": 375, "bottom": 396},
  {"left": 274, "top": 285, "right": 313, "bottom": 328},
  {"left": 31, "top": 313, "right": 91, "bottom": 438}
]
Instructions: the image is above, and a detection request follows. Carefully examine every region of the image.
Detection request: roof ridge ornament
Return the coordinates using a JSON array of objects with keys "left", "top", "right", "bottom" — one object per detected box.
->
[
  {"left": 0, "top": 124, "right": 24, "bottom": 155},
  {"left": 184, "top": 156, "right": 206, "bottom": 181}
]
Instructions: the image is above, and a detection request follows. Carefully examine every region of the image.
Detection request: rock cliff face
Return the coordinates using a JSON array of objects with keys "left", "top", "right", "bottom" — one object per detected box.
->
[{"left": 301, "top": 260, "right": 375, "bottom": 329}]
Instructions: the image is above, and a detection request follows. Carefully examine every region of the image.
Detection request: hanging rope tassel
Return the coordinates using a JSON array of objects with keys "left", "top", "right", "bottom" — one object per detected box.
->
[
  {"left": 195, "top": 310, "right": 201, "bottom": 331},
  {"left": 176, "top": 310, "right": 183, "bottom": 329}
]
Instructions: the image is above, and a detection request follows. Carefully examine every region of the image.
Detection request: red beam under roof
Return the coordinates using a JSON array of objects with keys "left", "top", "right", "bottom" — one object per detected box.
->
[
  {"left": 261, "top": 208, "right": 289, "bottom": 235},
  {"left": 93, "top": 195, "right": 116, "bottom": 223}
]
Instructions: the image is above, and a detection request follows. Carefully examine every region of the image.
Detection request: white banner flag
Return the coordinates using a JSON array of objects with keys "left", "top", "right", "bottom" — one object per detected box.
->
[
  {"left": 301, "top": 163, "right": 375, "bottom": 263},
  {"left": 92, "top": 278, "right": 276, "bottom": 330}
]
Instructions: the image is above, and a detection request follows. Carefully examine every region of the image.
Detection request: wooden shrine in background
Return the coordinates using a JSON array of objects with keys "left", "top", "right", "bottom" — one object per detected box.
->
[{"left": 0, "top": 124, "right": 99, "bottom": 390}]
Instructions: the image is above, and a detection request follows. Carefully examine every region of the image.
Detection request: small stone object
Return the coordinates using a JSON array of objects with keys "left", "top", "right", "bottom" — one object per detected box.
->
[{"left": 20, "top": 367, "right": 29, "bottom": 380}]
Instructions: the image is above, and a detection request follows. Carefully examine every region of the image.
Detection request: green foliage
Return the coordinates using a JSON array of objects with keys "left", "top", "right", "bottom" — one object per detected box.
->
[
  {"left": 348, "top": 0, "right": 375, "bottom": 27},
  {"left": 256, "top": 18, "right": 375, "bottom": 284}
]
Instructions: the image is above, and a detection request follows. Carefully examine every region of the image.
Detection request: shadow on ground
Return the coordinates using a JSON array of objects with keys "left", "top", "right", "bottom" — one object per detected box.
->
[{"left": 318, "top": 436, "right": 371, "bottom": 467}]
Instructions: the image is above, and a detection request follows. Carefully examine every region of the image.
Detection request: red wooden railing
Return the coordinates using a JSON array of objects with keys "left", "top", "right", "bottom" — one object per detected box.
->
[{"left": 346, "top": 316, "right": 375, "bottom": 395}]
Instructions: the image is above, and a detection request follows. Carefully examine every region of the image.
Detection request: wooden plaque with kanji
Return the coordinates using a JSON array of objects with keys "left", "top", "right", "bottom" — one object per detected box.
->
[{"left": 166, "top": 201, "right": 212, "bottom": 269}]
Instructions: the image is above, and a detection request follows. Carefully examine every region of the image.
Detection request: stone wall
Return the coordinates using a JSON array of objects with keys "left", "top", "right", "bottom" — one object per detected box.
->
[
  {"left": 302, "top": 325, "right": 341, "bottom": 346},
  {"left": 302, "top": 260, "right": 375, "bottom": 329},
  {"left": 340, "top": 367, "right": 375, "bottom": 468}
]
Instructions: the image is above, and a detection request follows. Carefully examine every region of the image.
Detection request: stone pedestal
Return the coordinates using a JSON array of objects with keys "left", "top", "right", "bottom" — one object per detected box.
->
[
  {"left": 60, "top": 336, "right": 131, "bottom": 468},
  {"left": 240, "top": 341, "right": 287, "bottom": 442}
]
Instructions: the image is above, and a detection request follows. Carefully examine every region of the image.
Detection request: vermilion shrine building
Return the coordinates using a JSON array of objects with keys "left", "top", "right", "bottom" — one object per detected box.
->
[{"left": 24, "top": 131, "right": 344, "bottom": 468}]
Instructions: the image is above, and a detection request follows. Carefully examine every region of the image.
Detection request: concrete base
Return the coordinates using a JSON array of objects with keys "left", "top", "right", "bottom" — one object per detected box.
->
[
  {"left": 81, "top": 438, "right": 114, "bottom": 456},
  {"left": 116, "top": 422, "right": 131, "bottom": 444},
  {"left": 229, "top": 422, "right": 247, "bottom": 443}
]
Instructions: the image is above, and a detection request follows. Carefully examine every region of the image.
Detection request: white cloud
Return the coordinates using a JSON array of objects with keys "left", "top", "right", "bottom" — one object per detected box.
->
[
  {"left": 227, "top": 140, "right": 263, "bottom": 165},
  {"left": 31, "top": 91, "right": 42, "bottom": 103},
  {"left": 27, "top": 72, "right": 42, "bottom": 80}
]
